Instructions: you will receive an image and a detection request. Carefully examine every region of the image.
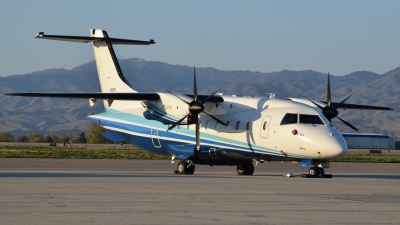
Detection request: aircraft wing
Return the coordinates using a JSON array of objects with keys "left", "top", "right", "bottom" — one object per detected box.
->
[
  {"left": 5, "top": 92, "right": 224, "bottom": 102},
  {"left": 321, "top": 102, "right": 393, "bottom": 110}
]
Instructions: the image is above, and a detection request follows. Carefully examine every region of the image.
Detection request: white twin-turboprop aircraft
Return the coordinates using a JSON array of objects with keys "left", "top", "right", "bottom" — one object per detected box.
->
[{"left": 6, "top": 29, "right": 392, "bottom": 178}]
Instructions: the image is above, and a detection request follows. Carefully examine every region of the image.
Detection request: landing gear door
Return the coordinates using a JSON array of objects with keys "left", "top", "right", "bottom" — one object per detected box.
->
[
  {"left": 260, "top": 116, "right": 271, "bottom": 139},
  {"left": 151, "top": 121, "right": 162, "bottom": 148}
]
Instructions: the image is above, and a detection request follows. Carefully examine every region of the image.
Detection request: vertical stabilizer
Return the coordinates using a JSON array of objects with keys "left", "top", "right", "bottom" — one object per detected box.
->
[
  {"left": 89, "top": 29, "right": 154, "bottom": 110},
  {"left": 91, "top": 29, "right": 134, "bottom": 94},
  {"left": 91, "top": 29, "right": 134, "bottom": 110}
]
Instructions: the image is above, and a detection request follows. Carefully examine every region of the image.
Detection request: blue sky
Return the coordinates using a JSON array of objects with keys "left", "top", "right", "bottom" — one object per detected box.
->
[{"left": 1, "top": 0, "right": 400, "bottom": 77}]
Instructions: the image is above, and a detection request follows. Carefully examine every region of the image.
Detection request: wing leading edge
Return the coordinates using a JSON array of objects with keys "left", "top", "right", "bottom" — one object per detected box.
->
[
  {"left": 5, "top": 92, "right": 224, "bottom": 102},
  {"left": 322, "top": 101, "right": 392, "bottom": 111}
]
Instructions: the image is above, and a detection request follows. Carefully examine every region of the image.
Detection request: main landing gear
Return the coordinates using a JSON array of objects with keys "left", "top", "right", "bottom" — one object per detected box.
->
[
  {"left": 174, "top": 161, "right": 195, "bottom": 174},
  {"left": 237, "top": 163, "right": 254, "bottom": 175}
]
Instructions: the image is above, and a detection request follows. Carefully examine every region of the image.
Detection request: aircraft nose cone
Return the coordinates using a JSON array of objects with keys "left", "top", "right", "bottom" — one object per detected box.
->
[{"left": 325, "top": 135, "right": 347, "bottom": 158}]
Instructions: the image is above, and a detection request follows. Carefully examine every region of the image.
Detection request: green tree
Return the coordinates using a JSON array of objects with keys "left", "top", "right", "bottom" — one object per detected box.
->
[
  {"left": 78, "top": 131, "right": 87, "bottom": 143},
  {"left": 59, "top": 134, "right": 70, "bottom": 143},
  {"left": 45, "top": 135, "right": 53, "bottom": 143},
  {"left": 86, "top": 123, "right": 112, "bottom": 144},
  {"left": 71, "top": 132, "right": 87, "bottom": 143},
  {"left": 50, "top": 134, "right": 60, "bottom": 143},
  {"left": 0, "top": 132, "right": 13, "bottom": 142},
  {"left": 13, "top": 135, "right": 25, "bottom": 142},
  {"left": 24, "top": 132, "right": 45, "bottom": 143}
]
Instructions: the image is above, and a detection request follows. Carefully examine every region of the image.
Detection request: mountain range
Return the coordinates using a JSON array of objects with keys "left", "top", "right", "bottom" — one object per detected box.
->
[{"left": 0, "top": 58, "right": 399, "bottom": 136}]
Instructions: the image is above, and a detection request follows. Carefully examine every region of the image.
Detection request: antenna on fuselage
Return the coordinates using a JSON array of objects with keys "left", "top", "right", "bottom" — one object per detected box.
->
[{"left": 268, "top": 93, "right": 276, "bottom": 99}]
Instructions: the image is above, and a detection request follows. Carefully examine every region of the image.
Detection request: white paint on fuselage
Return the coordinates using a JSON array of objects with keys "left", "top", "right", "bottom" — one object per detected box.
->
[{"left": 100, "top": 94, "right": 347, "bottom": 161}]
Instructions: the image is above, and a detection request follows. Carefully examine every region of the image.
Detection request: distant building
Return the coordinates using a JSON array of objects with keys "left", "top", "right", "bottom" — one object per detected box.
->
[{"left": 342, "top": 133, "right": 400, "bottom": 150}]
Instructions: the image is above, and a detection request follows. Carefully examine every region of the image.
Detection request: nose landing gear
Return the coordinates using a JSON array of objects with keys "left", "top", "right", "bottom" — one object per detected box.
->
[{"left": 302, "top": 161, "right": 333, "bottom": 178}]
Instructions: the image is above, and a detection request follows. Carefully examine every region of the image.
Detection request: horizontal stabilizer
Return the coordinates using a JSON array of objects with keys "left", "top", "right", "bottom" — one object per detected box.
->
[{"left": 35, "top": 32, "right": 155, "bottom": 45}]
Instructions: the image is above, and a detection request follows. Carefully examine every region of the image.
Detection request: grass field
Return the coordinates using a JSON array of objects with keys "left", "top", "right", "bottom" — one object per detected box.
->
[
  {"left": 0, "top": 144, "right": 399, "bottom": 162},
  {"left": 0, "top": 145, "right": 169, "bottom": 160},
  {"left": 331, "top": 153, "right": 400, "bottom": 163}
]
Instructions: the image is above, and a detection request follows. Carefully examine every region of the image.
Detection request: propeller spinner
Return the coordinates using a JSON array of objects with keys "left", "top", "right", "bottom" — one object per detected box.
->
[
  {"left": 304, "top": 73, "right": 358, "bottom": 131},
  {"left": 167, "top": 67, "right": 226, "bottom": 152}
]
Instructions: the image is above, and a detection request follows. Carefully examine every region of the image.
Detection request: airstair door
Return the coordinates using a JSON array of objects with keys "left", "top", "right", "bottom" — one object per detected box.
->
[{"left": 151, "top": 121, "right": 162, "bottom": 148}]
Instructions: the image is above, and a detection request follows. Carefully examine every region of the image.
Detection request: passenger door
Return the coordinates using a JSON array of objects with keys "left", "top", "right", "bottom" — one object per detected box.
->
[{"left": 260, "top": 116, "right": 271, "bottom": 139}]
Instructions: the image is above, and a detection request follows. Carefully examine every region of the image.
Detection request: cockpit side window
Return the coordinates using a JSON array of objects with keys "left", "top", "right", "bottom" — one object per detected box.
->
[
  {"left": 280, "top": 113, "right": 298, "bottom": 125},
  {"left": 299, "top": 114, "right": 325, "bottom": 125}
]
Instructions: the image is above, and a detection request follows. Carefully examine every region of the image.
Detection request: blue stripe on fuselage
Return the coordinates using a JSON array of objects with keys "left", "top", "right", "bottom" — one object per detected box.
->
[{"left": 88, "top": 110, "right": 310, "bottom": 159}]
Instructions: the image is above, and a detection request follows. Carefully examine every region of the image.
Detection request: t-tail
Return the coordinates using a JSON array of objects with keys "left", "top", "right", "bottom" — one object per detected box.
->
[{"left": 34, "top": 29, "right": 155, "bottom": 110}]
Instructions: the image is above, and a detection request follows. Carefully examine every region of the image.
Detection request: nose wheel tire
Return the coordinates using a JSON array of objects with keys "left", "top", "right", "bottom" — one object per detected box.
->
[{"left": 309, "top": 167, "right": 324, "bottom": 177}]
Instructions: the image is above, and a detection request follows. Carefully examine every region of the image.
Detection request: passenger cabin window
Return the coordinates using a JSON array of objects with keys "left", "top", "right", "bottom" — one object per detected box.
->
[
  {"left": 280, "top": 113, "right": 298, "bottom": 125},
  {"left": 299, "top": 114, "right": 324, "bottom": 125}
]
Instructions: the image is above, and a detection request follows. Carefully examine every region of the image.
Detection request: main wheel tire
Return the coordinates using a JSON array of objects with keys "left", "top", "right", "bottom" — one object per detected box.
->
[
  {"left": 177, "top": 162, "right": 187, "bottom": 174},
  {"left": 245, "top": 164, "right": 255, "bottom": 175},
  {"left": 237, "top": 164, "right": 255, "bottom": 175},
  {"left": 237, "top": 165, "right": 246, "bottom": 175},
  {"left": 186, "top": 165, "right": 195, "bottom": 174}
]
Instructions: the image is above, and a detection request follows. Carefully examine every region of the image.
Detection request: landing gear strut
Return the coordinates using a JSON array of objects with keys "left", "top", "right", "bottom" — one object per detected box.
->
[{"left": 237, "top": 163, "right": 254, "bottom": 175}]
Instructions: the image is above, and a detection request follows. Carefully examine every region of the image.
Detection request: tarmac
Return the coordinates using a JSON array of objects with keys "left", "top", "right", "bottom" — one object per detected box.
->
[{"left": 0, "top": 158, "right": 399, "bottom": 225}]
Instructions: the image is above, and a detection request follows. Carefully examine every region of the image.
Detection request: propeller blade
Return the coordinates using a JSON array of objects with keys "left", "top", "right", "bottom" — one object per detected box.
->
[
  {"left": 193, "top": 67, "right": 198, "bottom": 102},
  {"left": 195, "top": 120, "right": 200, "bottom": 151},
  {"left": 302, "top": 95, "right": 324, "bottom": 111},
  {"left": 165, "top": 89, "right": 191, "bottom": 105},
  {"left": 200, "top": 86, "right": 224, "bottom": 104},
  {"left": 336, "top": 116, "right": 359, "bottom": 131},
  {"left": 203, "top": 111, "right": 226, "bottom": 126},
  {"left": 327, "top": 73, "right": 331, "bottom": 107},
  {"left": 333, "top": 93, "right": 354, "bottom": 110},
  {"left": 168, "top": 114, "right": 189, "bottom": 131}
]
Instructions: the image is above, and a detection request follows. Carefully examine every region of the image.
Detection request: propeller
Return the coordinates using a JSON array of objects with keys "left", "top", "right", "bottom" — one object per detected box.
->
[
  {"left": 303, "top": 73, "right": 358, "bottom": 131},
  {"left": 167, "top": 67, "right": 226, "bottom": 152}
]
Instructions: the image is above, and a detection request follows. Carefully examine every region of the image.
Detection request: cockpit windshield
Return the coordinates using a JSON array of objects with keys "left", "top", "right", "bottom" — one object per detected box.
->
[
  {"left": 280, "top": 113, "right": 325, "bottom": 125},
  {"left": 299, "top": 114, "right": 324, "bottom": 125},
  {"left": 280, "top": 113, "right": 298, "bottom": 125}
]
